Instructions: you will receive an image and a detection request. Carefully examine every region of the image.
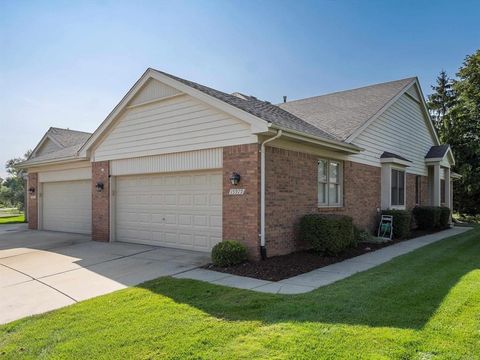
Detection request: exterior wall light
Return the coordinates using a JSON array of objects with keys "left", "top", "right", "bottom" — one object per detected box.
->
[
  {"left": 95, "top": 182, "right": 104, "bottom": 192},
  {"left": 28, "top": 187, "right": 35, "bottom": 195},
  {"left": 230, "top": 172, "right": 241, "bottom": 186}
]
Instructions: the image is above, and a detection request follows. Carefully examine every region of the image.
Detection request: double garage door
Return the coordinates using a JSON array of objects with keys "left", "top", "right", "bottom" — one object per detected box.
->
[
  {"left": 40, "top": 171, "right": 222, "bottom": 252},
  {"left": 115, "top": 171, "right": 222, "bottom": 252},
  {"left": 42, "top": 180, "right": 92, "bottom": 234}
]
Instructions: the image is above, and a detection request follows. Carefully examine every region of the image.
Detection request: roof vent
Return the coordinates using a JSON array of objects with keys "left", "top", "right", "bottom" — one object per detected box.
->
[{"left": 283, "top": 96, "right": 287, "bottom": 103}]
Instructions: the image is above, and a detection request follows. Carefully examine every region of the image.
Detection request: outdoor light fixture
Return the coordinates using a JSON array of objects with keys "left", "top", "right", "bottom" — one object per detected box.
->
[
  {"left": 95, "top": 182, "right": 104, "bottom": 192},
  {"left": 28, "top": 187, "right": 35, "bottom": 195},
  {"left": 229, "top": 172, "right": 241, "bottom": 186}
]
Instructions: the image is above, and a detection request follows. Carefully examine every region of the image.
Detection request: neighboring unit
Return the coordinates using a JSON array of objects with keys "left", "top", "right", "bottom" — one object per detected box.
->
[{"left": 20, "top": 69, "right": 456, "bottom": 259}]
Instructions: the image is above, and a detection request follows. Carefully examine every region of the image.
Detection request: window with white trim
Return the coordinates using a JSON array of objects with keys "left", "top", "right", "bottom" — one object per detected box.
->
[
  {"left": 318, "top": 159, "right": 342, "bottom": 206},
  {"left": 391, "top": 169, "right": 405, "bottom": 206}
]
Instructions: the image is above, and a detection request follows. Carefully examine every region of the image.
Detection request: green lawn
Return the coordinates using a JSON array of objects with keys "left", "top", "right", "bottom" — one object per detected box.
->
[
  {"left": 1, "top": 227, "right": 479, "bottom": 359},
  {"left": 0, "top": 214, "right": 24, "bottom": 224}
]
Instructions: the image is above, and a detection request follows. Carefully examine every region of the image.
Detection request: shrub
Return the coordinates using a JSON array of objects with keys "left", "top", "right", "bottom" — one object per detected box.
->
[
  {"left": 381, "top": 210, "right": 411, "bottom": 239},
  {"left": 413, "top": 206, "right": 441, "bottom": 230},
  {"left": 211, "top": 240, "right": 248, "bottom": 267},
  {"left": 300, "top": 214, "right": 355, "bottom": 255},
  {"left": 439, "top": 207, "right": 451, "bottom": 229},
  {"left": 354, "top": 226, "right": 373, "bottom": 243}
]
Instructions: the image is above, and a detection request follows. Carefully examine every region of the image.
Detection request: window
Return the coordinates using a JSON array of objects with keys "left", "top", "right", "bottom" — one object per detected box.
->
[
  {"left": 415, "top": 175, "right": 421, "bottom": 205},
  {"left": 441, "top": 179, "right": 446, "bottom": 204},
  {"left": 318, "top": 159, "right": 342, "bottom": 206},
  {"left": 391, "top": 169, "right": 405, "bottom": 206}
]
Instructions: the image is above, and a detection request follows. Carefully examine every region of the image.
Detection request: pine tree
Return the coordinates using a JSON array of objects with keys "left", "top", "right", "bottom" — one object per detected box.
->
[{"left": 427, "top": 70, "right": 455, "bottom": 142}]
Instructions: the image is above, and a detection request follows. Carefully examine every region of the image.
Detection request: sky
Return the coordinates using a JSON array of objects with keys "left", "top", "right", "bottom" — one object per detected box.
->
[{"left": 0, "top": 0, "right": 479, "bottom": 178}]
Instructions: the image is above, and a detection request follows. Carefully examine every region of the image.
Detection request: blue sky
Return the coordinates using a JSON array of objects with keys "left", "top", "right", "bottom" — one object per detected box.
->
[{"left": 1, "top": 0, "right": 479, "bottom": 178}]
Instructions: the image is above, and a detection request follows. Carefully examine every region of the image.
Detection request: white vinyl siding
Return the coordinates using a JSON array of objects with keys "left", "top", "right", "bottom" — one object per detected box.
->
[
  {"left": 42, "top": 180, "right": 92, "bottom": 234},
  {"left": 129, "top": 79, "right": 181, "bottom": 106},
  {"left": 114, "top": 171, "right": 222, "bottom": 252},
  {"left": 349, "top": 92, "right": 435, "bottom": 175},
  {"left": 110, "top": 148, "right": 222, "bottom": 176},
  {"left": 39, "top": 167, "right": 91, "bottom": 182},
  {"left": 93, "top": 93, "right": 256, "bottom": 161}
]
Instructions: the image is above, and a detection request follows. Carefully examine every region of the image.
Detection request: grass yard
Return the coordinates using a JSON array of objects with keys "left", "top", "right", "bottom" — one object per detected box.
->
[
  {"left": 1, "top": 227, "right": 479, "bottom": 359},
  {"left": 0, "top": 214, "right": 24, "bottom": 224}
]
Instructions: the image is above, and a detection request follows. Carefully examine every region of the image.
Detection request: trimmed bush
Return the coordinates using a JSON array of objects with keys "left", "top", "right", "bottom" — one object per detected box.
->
[
  {"left": 439, "top": 207, "right": 451, "bottom": 229},
  {"left": 211, "top": 240, "right": 248, "bottom": 267},
  {"left": 381, "top": 210, "right": 412, "bottom": 239},
  {"left": 300, "top": 214, "right": 355, "bottom": 255},
  {"left": 413, "top": 206, "right": 442, "bottom": 230},
  {"left": 354, "top": 226, "right": 372, "bottom": 243}
]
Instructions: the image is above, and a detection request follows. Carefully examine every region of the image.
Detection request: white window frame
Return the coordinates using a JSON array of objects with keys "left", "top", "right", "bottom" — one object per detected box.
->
[
  {"left": 318, "top": 159, "right": 343, "bottom": 207},
  {"left": 390, "top": 167, "right": 406, "bottom": 209}
]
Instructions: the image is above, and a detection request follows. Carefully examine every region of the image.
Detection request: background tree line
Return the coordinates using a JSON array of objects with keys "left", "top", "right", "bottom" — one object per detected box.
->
[
  {"left": 0, "top": 151, "right": 30, "bottom": 211},
  {"left": 427, "top": 49, "right": 480, "bottom": 215}
]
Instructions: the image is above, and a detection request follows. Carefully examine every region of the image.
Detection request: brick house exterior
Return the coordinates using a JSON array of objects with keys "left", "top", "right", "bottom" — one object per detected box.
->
[
  {"left": 223, "top": 144, "right": 261, "bottom": 258},
  {"left": 92, "top": 161, "right": 110, "bottom": 242},
  {"left": 27, "top": 173, "right": 38, "bottom": 230},
  {"left": 21, "top": 69, "right": 455, "bottom": 261}
]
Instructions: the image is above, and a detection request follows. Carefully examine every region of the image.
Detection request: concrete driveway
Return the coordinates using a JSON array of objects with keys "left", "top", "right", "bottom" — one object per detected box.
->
[{"left": 0, "top": 228, "right": 210, "bottom": 324}]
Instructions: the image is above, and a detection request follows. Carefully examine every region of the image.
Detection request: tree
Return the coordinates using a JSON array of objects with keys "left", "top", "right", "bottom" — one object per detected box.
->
[
  {"left": 0, "top": 150, "right": 31, "bottom": 211},
  {"left": 428, "top": 50, "right": 480, "bottom": 215},
  {"left": 427, "top": 70, "right": 456, "bottom": 143},
  {"left": 450, "top": 50, "right": 480, "bottom": 215}
]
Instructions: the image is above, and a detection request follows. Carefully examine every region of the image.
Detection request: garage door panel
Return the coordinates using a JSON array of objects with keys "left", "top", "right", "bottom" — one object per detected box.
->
[
  {"left": 115, "top": 171, "right": 222, "bottom": 251},
  {"left": 42, "top": 180, "right": 92, "bottom": 234}
]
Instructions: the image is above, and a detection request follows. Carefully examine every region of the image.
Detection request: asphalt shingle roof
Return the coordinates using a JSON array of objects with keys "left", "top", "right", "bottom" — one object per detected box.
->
[
  {"left": 278, "top": 78, "right": 416, "bottom": 141},
  {"left": 381, "top": 151, "right": 412, "bottom": 162},
  {"left": 23, "top": 128, "right": 92, "bottom": 165},
  {"left": 152, "top": 69, "right": 337, "bottom": 140},
  {"left": 425, "top": 144, "right": 450, "bottom": 159},
  {"left": 48, "top": 127, "right": 92, "bottom": 148}
]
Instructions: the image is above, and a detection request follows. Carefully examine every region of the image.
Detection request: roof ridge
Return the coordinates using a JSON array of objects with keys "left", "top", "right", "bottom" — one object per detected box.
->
[
  {"left": 283, "top": 77, "right": 417, "bottom": 105},
  {"left": 49, "top": 127, "right": 92, "bottom": 135}
]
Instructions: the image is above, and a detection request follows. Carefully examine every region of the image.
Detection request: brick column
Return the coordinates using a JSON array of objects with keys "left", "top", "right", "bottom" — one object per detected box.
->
[
  {"left": 223, "top": 144, "right": 261, "bottom": 260},
  {"left": 92, "top": 161, "right": 110, "bottom": 241},
  {"left": 27, "top": 173, "right": 38, "bottom": 229}
]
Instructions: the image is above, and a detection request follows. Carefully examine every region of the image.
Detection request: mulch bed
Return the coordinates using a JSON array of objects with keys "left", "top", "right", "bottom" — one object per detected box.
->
[{"left": 203, "top": 228, "right": 443, "bottom": 281}]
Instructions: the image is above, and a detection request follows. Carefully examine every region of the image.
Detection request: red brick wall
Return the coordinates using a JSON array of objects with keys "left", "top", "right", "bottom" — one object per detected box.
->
[
  {"left": 406, "top": 174, "right": 430, "bottom": 209},
  {"left": 222, "top": 144, "right": 261, "bottom": 259},
  {"left": 265, "top": 147, "right": 381, "bottom": 257},
  {"left": 92, "top": 161, "right": 110, "bottom": 242},
  {"left": 264, "top": 147, "right": 317, "bottom": 256},
  {"left": 27, "top": 173, "right": 38, "bottom": 230}
]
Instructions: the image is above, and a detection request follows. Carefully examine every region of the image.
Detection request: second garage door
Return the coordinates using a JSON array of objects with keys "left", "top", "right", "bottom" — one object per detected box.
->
[
  {"left": 42, "top": 180, "right": 92, "bottom": 234},
  {"left": 115, "top": 171, "right": 222, "bottom": 252}
]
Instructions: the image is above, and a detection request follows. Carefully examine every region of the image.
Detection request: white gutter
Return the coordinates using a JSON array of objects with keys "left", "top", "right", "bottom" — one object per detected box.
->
[{"left": 260, "top": 129, "right": 283, "bottom": 259}]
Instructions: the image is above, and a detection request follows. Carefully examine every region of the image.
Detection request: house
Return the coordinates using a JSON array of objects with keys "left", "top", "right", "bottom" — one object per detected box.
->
[{"left": 20, "top": 68, "right": 456, "bottom": 259}]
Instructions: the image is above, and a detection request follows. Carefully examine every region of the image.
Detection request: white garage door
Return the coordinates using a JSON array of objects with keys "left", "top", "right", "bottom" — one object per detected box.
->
[
  {"left": 115, "top": 171, "right": 222, "bottom": 252},
  {"left": 42, "top": 180, "right": 92, "bottom": 234}
]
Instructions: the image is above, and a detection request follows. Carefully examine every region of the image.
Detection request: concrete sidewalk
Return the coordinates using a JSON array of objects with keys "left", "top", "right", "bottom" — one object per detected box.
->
[{"left": 174, "top": 226, "right": 473, "bottom": 294}]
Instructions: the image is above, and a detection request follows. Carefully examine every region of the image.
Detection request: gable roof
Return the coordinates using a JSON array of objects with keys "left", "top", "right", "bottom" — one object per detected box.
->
[
  {"left": 46, "top": 127, "right": 91, "bottom": 148},
  {"left": 80, "top": 68, "right": 361, "bottom": 157},
  {"left": 21, "top": 127, "right": 92, "bottom": 167},
  {"left": 425, "top": 144, "right": 450, "bottom": 159},
  {"left": 278, "top": 78, "right": 417, "bottom": 141},
  {"left": 425, "top": 144, "right": 455, "bottom": 165}
]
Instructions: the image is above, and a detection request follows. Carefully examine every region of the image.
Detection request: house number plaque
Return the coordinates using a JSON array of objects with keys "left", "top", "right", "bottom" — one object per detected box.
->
[{"left": 229, "top": 188, "right": 245, "bottom": 195}]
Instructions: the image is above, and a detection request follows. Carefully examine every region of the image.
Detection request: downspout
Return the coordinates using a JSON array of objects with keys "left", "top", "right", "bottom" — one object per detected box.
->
[{"left": 260, "top": 129, "right": 283, "bottom": 260}]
